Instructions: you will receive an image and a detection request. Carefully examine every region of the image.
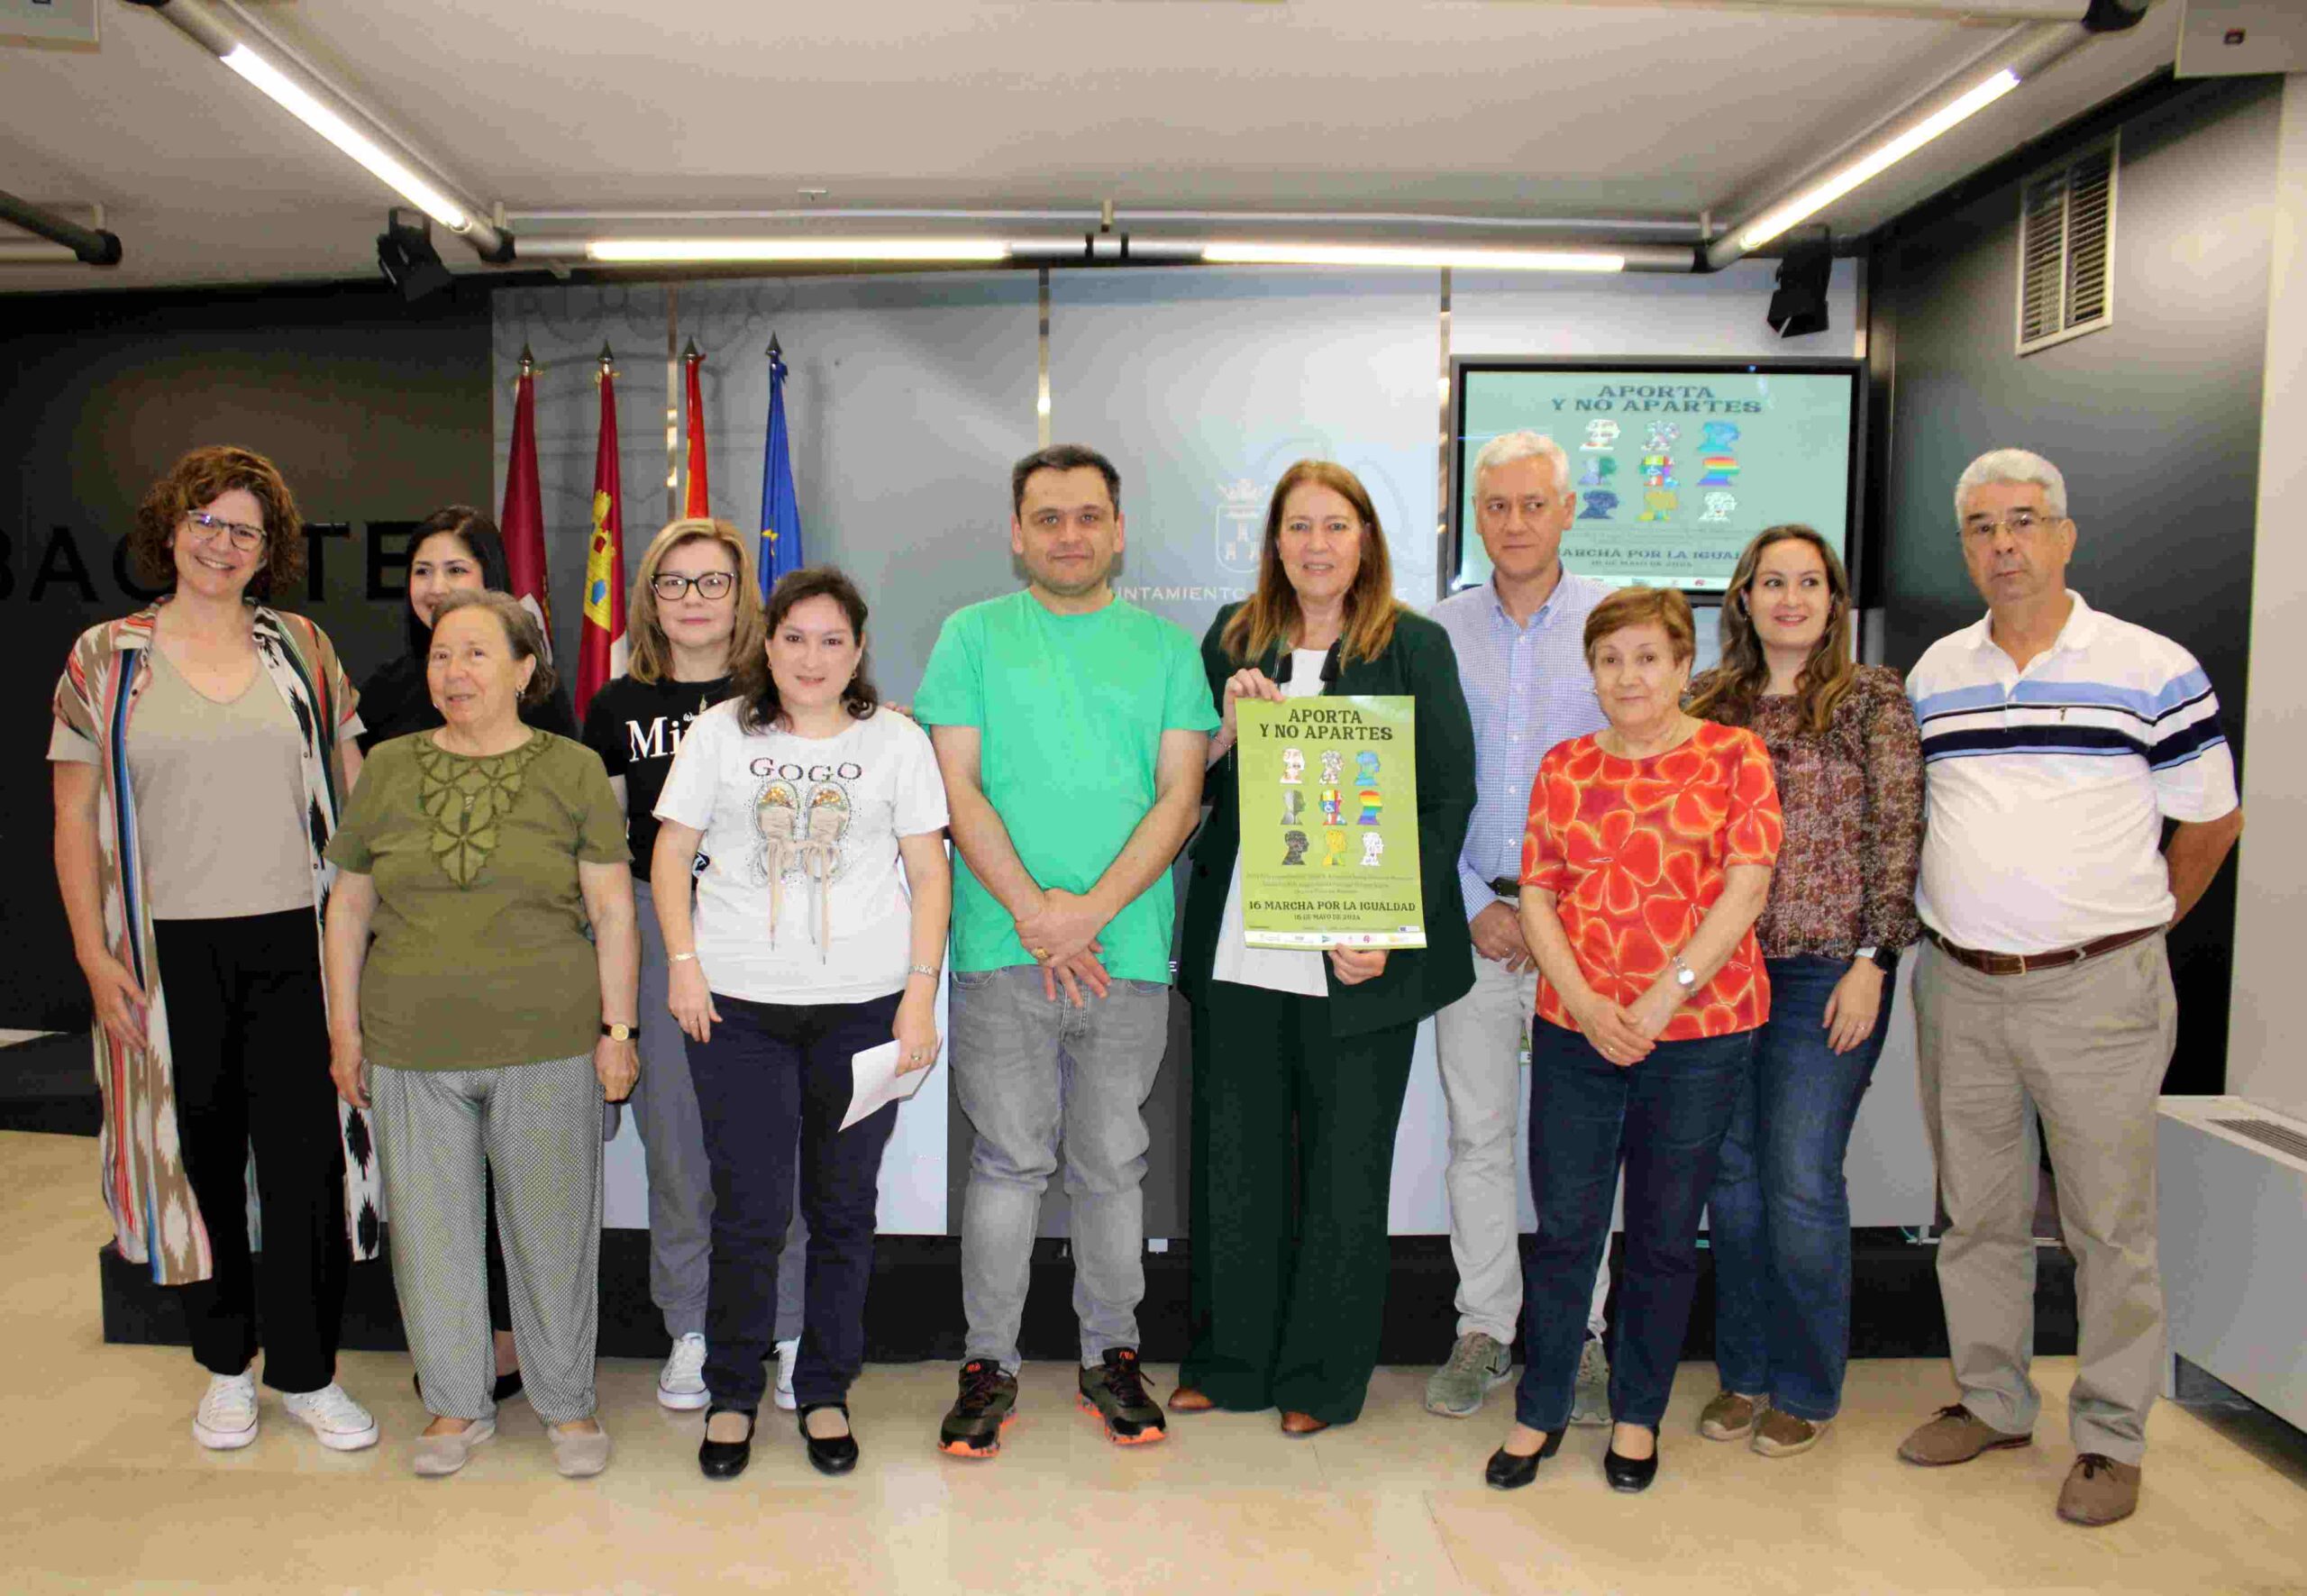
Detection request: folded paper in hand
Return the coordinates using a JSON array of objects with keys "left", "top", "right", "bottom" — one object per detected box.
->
[{"left": 843, "top": 1039, "right": 933, "bottom": 1132}]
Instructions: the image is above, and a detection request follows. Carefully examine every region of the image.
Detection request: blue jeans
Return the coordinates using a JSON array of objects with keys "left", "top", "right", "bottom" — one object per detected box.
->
[
  {"left": 1709, "top": 955, "right": 1893, "bottom": 1422},
  {"left": 952, "top": 965, "right": 1172, "bottom": 1371},
  {"left": 688, "top": 991, "right": 902, "bottom": 1410},
  {"left": 1516, "top": 1020, "right": 1752, "bottom": 1433}
]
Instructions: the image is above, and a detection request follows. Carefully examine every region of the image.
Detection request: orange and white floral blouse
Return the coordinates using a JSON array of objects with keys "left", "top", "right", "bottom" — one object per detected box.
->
[{"left": 1519, "top": 720, "right": 1783, "bottom": 1041}]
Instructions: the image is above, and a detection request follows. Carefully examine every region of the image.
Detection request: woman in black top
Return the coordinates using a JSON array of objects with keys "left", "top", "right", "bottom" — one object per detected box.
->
[
  {"left": 579, "top": 517, "right": 777, "bottom": 1415},
  {"left": 353, "top": 505, "right": 576, "bottom": 1405},
  {"left": 356, "top": 506, "right": 578, "bottom": 751}
]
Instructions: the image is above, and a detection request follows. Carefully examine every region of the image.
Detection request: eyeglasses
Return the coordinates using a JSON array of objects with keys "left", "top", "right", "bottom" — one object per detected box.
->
[
  {"left": 1961, "top": 509, "right": 2063, "bottom": 542},
  {"left": 183, "top": 511, "right": 266, "bottom": 552},
  {"left": 651, "top": 570, "right": 737, "bottom": 600}
]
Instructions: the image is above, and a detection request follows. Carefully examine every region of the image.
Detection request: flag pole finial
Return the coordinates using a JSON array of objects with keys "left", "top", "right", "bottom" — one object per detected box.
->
[
  {"left": 683, "top": 338, "right": 700, "bottom": 361},
  {"left": 517, "top": 342, "right": 535, "bottom": 377},
  {"left": 767, "top": 333, "right": 782, "bottom": 361},
  {"left": 598, "top": 343, "right": 615, "bottom": 369}
]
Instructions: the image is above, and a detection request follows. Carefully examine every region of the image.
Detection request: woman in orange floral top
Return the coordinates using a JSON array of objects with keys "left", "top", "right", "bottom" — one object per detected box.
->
[{"left": 1483, "top": 586, "right": 1781, "bottom": 1499}]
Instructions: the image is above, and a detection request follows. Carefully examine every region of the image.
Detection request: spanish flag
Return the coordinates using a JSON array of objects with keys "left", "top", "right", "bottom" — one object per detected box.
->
[{"left": 575, "top": 346, "right": 628, "bottom": 722}]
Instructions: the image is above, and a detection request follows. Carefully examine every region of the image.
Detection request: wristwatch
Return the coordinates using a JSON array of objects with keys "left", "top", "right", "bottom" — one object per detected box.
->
[
  {"left": 1671, "top": 953, "right": 1696, "bottom": 991},
  {"left": 1855, "top": 945, "right": 1898, "bottom": 972},
  {"left": 600, "top": 1021, "right": 636, "bottom": 1042}
]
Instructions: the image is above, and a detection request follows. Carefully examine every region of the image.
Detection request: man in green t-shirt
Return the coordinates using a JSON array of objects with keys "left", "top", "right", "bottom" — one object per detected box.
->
[{"left": 913, "top": 443, "right": 1217, "bottom": 1458}]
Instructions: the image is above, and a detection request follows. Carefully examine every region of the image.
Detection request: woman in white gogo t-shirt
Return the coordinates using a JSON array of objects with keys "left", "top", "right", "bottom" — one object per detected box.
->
[{"left": 650, "top": 566, "right": 951, "bottom": 1483}]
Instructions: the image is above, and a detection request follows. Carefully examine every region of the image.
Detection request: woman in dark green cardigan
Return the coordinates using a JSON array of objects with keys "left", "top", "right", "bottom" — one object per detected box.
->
[{"left": 1172, "top": 460, "right": 1476, "bottom": 1434}]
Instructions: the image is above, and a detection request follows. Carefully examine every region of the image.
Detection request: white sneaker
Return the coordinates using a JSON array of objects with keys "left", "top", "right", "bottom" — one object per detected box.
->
[
  {"left": 773, "top": 1337, "right": 800, "bottom": 1412},
  {"left": 281, "top": 1382, "right": 380, "bottom": 1452},
  {"left": 193, "top": 1368, "right": 259, "bottom": 1450},
  {"left": 658, "top": 1332, "right": 709, "bottom": 1410}
]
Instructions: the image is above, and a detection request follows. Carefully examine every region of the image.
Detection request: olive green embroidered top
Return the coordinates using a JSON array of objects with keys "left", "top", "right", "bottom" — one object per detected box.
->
[{"left": 328, "top": 730, "right": 630, "bottom": 1072}]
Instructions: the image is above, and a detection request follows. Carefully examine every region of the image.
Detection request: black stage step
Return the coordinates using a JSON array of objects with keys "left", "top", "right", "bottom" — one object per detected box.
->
[{"left": 96, "top": 1229, "right": 2076, "bottom": 1366}]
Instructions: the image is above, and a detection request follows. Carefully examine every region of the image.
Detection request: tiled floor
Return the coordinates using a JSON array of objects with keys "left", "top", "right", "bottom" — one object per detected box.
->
[{"left": 5, "top": 1127, "right": 2302, "bottom": 1595}]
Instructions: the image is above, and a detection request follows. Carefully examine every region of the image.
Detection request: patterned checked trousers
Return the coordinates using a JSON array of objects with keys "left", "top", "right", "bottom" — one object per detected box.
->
[{"left": 373, "top": 1053, "right": 605, "bottom": 1425}]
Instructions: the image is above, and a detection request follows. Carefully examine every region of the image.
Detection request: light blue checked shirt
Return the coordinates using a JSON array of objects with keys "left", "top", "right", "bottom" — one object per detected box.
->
[{"left": 1430, "top": 569, "right": 1613, "bottom": 924}]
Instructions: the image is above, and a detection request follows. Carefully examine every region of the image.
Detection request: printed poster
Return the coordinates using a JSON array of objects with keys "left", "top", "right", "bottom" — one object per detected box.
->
[{"left": 1236, "top": 696, "right": 1425, "bottom": 949}]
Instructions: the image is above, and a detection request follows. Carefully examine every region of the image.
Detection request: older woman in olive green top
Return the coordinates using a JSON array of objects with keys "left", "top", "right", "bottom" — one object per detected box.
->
[
  {"left": 1172, "top": 460, "right": 1476, "bottom": 1433},
  {"left": 324, "top": 589, "right": 639, "bottom": 1482}
]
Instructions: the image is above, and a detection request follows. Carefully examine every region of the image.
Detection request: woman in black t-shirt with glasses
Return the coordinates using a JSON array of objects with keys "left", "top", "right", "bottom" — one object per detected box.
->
[{"left": 580, "top": 517, "right": 785, "bottom": 1415}]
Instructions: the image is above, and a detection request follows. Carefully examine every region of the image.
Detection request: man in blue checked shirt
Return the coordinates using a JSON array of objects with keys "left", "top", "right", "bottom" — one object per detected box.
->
[
  {"left": 1896, "top": 449, "right": 2241, "bottom": 1528},
  {"left": 1426, "top": 432, "right": 1618, "bottom": 1423}
]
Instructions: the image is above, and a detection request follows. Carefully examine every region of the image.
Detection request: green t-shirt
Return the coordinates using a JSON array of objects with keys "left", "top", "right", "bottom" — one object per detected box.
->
[
  {"left": 326, "top": 731, "right": 630, "bottom": 1072},
  {"left": 913, "top": 589, "right": 1218, "bottom": 982}
]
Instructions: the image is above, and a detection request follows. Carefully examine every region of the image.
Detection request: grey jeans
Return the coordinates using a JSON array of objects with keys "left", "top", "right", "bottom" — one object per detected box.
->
[
  {"left": 952, "top": 964, "right": 1171, "bottom": 1371},
  {"left": 636, "top": 877, "right": 805, "bottom": 1343},
  {"left": 1913, "top": 934, "right": 2176, "bottom": 1464}
]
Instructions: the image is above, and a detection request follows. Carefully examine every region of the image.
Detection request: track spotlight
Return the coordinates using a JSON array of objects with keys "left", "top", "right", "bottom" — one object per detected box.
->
[{"left": 377, "top": 209, "right": 452, "bottom": 303}]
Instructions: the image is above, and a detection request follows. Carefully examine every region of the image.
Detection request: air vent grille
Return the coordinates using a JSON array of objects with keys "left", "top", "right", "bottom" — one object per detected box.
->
[
  {"left": 2211, "top": 1117, "right": 2307, "bottom": 1163},
  {"left": 2017, "top": 139, "right": 2116, "bottom": 354}
]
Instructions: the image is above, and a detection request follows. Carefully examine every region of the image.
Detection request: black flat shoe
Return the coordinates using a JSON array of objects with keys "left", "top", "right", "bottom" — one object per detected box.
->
[
  {"left": 1603, "top": 1436, "right": 1660, "bottom": 1493},
  {"left": 799, "top": 1401, "right": 859, "bottom": 1476},
  {"left": 411, "top": 1369, "right": 524, "bottom": 1405},
  {"left": 1483, "top": 1427, "right": 1565, "bottom": 1491},
  {"left": 699, "top": 1405, "right": 757, "bottom": 1481}
]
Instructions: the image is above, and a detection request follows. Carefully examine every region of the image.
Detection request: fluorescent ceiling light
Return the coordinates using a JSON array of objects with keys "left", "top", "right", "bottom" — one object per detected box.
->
[
  {"left": 1737, "top": 68, "right": 2021, "bottom": 251},
  {"left": 220, "top": 45, "right": 469, "bottom": 233},
  {"left": 587, "top": 238, "right": 1009, "bottom": 263},
  {"left": 1201, "top": 242, "right": 1625, "bottom": 272}
]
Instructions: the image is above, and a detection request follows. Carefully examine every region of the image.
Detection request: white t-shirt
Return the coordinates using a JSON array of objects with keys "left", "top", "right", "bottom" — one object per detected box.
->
[
  {"left": 652, "top": 700, "right": 950, "bottom": 1005},
  {"left": 1213, "top": 650, "right": 1330, "bottom": 998}
]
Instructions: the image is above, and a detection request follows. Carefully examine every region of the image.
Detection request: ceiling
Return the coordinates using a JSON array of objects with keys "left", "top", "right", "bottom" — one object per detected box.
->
[{"left": 1, "top": 0, "right": 2184, "bottom": 294}]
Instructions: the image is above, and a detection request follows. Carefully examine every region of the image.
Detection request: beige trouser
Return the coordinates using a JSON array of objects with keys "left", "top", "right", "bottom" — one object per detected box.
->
[{"left": 1912, "top": 934, "right": 2175, "bottom": 1464}]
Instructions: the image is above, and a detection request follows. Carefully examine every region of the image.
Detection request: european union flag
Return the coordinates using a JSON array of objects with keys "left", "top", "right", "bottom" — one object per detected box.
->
[{"left": 758, "top": 337, "right": 802, "bottom": 596}]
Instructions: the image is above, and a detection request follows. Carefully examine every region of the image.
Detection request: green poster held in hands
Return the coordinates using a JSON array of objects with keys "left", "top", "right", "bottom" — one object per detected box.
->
[{"left": 1236, "top": 695, "right": 1426, "bottom": 949}]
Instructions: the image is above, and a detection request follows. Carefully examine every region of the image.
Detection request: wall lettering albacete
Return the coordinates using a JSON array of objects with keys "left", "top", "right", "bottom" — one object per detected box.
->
[{"left": 0, "top": 521, "right": 432, "bottom": 605}]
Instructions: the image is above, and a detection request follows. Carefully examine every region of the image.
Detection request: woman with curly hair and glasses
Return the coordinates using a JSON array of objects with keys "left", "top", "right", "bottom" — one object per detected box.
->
[{"left": 49, "top": 444, "right": 381, "bottom": 1455}]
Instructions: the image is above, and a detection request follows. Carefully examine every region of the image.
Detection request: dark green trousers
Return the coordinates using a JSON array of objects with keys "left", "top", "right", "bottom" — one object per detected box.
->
[{"left": 1182, "top": 981, "right": 1418, "bottom": 1425}]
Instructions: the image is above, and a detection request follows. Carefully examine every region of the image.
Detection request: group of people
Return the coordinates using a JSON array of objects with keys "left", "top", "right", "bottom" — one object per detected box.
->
[{"left": 51, "top": 433, "right": 2237, "bottom": 1528}]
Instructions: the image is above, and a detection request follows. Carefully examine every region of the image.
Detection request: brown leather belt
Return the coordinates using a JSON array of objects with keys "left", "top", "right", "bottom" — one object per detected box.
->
[{"left": 1923, "top": 925, "right": 2160, "bottom": 978}]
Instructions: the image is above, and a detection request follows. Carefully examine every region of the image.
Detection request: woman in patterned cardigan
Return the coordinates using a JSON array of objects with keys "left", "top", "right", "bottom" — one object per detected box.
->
[
  {"left": 1687, "top": 525, "right": 1924, "bottom": 1459},
  {"left": 49, "top": 445, "right": 381, "bottom": 1455}
]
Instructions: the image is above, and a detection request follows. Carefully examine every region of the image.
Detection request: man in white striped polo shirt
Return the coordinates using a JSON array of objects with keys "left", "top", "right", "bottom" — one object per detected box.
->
[{"left": 1897, "top": 448, "right": 2242, "bottom": 1528}]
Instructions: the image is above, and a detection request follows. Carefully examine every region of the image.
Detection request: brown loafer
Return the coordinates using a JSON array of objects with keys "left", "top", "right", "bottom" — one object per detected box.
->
[
  {"left": 1698, "top": 1391, "right": 1763, "bottom": 1441},
  {"left": 1897, "top": 1403, "right": 2031, "bottom": 1466},
  {"left": 1751, "top": 1409, "right": 1828, "bottom": 1457},
  {"left": 1280, "top": 1410, "right": 1329, "bottom": 1436},
  {"left": 2056, "top": 1454, "right": 2141, "bottom": 1526},
  {"left": 1170, "top": 1386, "right": 1217, "bottom": 1413}
]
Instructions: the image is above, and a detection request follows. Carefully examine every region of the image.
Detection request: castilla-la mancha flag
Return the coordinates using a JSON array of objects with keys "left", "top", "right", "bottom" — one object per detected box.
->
[
  {"left": 499, "top": 350, "right": 552, "bottom": 654},
  {"left": 576, "top": 353, "right": 628, "bottom": 722}
]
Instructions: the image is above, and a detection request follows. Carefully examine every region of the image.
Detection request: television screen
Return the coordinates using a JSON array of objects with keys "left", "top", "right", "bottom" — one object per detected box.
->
[{"left": 1451, "top": 358, "right": 1864, "bottom": 597}]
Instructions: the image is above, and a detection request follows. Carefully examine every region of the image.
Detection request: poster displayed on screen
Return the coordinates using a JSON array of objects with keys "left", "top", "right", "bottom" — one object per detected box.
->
[{"left": 1452, "top": 359, "right": 1863, "bottom": 596}]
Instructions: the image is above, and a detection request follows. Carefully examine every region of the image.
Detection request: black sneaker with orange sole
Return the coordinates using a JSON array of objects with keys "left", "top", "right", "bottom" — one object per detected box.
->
[
  {"left": 1078, "top": 1348, "right": 1166, "bottom": 1446},
  {"left": 938, "top": 1359, "right": 1018, "bottom": 1458}
]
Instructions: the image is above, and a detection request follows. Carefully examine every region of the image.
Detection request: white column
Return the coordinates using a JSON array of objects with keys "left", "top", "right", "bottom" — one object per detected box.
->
[{"left": 2227, "top": 73, "right": 2307, "bottom": 1122}]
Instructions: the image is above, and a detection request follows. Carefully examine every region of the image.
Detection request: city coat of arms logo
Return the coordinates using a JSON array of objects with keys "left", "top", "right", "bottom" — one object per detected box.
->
[{"left": 1217, "top": 478, "right": 1266, "bottom": 574}]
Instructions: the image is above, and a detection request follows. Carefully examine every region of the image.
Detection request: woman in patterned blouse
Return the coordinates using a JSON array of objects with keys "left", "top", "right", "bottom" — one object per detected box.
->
[
  {"left": 1485, "top": 584, "right": 1781, "bottom": 1498},
  {"left": 1686, "top": 525, "right": 1924, "bottom": 1460}
]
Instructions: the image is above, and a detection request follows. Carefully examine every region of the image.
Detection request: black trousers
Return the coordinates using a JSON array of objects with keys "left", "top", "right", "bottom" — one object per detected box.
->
[
  {"left": 688, "top": 991, "right": 901, "bottom": 1411},
  {"left": 154, "top": 910, "right": 348, "bottom": 1394}
]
